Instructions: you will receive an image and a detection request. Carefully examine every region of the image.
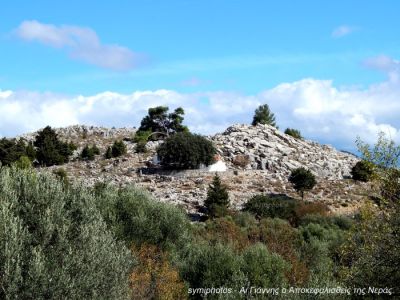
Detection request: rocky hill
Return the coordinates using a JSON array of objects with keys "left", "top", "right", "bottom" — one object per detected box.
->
[
  {"left": 212, "top": 124, "right": 358, "bottom": 180},
  {"left": 18, "top": 124, "right": 367, "bottom": 215}
]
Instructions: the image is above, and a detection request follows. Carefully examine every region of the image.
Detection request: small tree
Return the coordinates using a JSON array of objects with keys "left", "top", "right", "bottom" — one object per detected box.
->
[
  {"left": 204, "top": 174, "right": 229, "bottom": 218},
  {"left": 138, "top": 106, "right": 188, "bottom": 140},
  {"left": 0, "top": 138, "right": 35, "bottom": 166},
  {"left": 111, "top": 140, "right": 127, "bottom": 157},
  {"left": 157, "top": 132, "right": 216, "bottom": 169},
  {"left": 80, "top": 144, "right": 100, "bottom": 161},
  {"left": 252, "top": 104, "right": 277, "bottom": 128},
  {"left": 285, "top": 128, "right": 303, "bottom": 139},
  {"left": 34, "top": 126, "right": 75, "bottom": 166},
  {"left": 105, "top": 146, "right": 113, "bottom": 159},
  {"left": 351, "top": 160, "right": 374, "bottom": 182},
  {"left": 289, "top": 167, "right": 316, "bottom": 200}
]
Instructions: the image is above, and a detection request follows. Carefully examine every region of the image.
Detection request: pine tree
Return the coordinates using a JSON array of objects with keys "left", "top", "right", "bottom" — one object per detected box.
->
[
  {"left": 252, "top": 104, "right": 277, "bottom": 128},
  {"left": 288, "top": 167, "right": 316, "bottom": 200},
  {"left": 204, "top": 174, "right": 229, "bottom": 218},
  {"left": 34, "top": 126, "right": 75, "bottom": 166},
  {"left": 105, "top": 146, "right": 113, "bottom": 159}
]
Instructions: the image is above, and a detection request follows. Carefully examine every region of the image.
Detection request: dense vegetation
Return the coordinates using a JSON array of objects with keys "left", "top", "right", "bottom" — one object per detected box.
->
[
  {"left": 34, "top": 126, "right": 77, "bottom": 166},
  {"left": 284, "top": 128, "right": 303, "bottom": 139},
  {"left": 157, "top": 132, "right": 216, "bottom": 169},
  {"left": 1, "top": 131, "right": 399, "bottom": 298}
]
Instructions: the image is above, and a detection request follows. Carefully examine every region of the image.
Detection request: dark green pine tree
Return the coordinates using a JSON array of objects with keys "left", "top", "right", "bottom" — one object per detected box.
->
[
  {"left": 288, "top": 167, "right": 316, "bottom": 200},
  {"left": 34, "top": 126, "right": 75, "bottom": 166},
  {"left": 204, "top": 174, "right": 229, "bottom": 218},
  {"left": 252, "top": 104, "right": 277, "bottom": 128}
]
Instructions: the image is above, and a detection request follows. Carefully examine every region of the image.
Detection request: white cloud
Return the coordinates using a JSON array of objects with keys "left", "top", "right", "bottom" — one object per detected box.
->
[
  {"left": 364, "top": 55, "right": 400, "bottom": 83},
  {"left": 332, "top": 25, "right": 357, "bottom": 38},
  {"left": 1, "top": 70, "right": 400, "bottom": 151},
  {"left": 14, "top": 20, "right": 140, "bottom": 70}
]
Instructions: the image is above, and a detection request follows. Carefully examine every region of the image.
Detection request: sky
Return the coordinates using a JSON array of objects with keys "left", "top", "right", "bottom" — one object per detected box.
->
[{"left": 1, "top": 0, "right": 400, "bottom": 151}]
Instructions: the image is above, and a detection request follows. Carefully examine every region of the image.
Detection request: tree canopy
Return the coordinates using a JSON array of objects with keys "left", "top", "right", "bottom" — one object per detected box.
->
[
  {"left": 156, "top": 132, "right": 216, "bottom": 169},
  {"left": 34, "top": 126, "right": 76, "bottom": 166},
  {"left": 138, "top": 106, "right": 188, "bottom": 140},
  {"left": 289, "top": 167, "right": 316, "bottom": 200},
  {"left": 252, "top": 104, "right": 277, "bottom": 127}
]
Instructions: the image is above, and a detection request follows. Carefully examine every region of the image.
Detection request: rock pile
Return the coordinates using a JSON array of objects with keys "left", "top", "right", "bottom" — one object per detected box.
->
[{"left": 213, "top": 124, "right": 358, "bottom": 180}]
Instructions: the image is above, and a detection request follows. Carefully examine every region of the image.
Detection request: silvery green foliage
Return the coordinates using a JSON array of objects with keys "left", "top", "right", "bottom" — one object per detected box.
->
[
  {"left": 94, "top": 183, "right": 191, "bottom": 252},
  {"left": 0, "top": 167, "right": 133, "bottom": 299}
]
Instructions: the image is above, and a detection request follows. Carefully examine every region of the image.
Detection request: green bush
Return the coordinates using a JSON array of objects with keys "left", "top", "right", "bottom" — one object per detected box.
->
[
  {"left": 243, "top": 194, "right": 297, "bottom": 221},
  {"left": 81, "top": 144, "right": 100, "bottom": 161},
  {"left": 157, "top": 132, "right": 216, "bottom": 169},
  {"left": 284, "top": 128, "right": 303, "bottom": 139},
  {"left": 289, "top": 167, "right": 317, "bottom": 200},
  {"left": 204, "top": 174, "right": 230, "bottom": 218},
  {"left": 351, "top": 160, "right": 374, "bottom": 182},
  {"left": 180, "top": 243, "right": 245, "bottom": 297},
  {"left": 34, "top": 126, "right": 76, "bottom": 166},
  {"left": 111, "top": 141, "right": 127, "bottom": 158},
  {"left": 0, "top": 167, "right": 133, "bottom": 299},
  {"left": 105, "top": 146, "right": 113, "bottom": 159},
  {"left": 135, "top": 141, "right": 147, "bottom": 153},
  {"left": 12, "top": 155, "right": 32, "bottom": 169},
  {"left": 94, "top": 184, "right": 191, "bottom": 251},
  {"left": 0, "top": 138, "right": 34, "bottom": 166},
  {"left": 53, "top": 168, "right": 69, "bottom": 185},
  {"left": 241, "top": 243, "right": 289, "bottom": 289}
]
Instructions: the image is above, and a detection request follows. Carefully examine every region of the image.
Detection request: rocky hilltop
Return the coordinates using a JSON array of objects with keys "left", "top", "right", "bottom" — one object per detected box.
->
[
  {"left": 21, "top": 124, "right": 366, "bottom": 215},
  {"left": 212, "top": 124, "right": 358, "bottom": 180}
]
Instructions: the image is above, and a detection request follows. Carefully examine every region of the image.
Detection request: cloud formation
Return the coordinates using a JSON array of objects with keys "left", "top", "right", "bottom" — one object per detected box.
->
[
  {"left": 14, "top": 20, "right": 139, "bottom": 70},
  {"left": 364, "top": 55, "right": 400, "bottom": 83},
  {"left": 332, "top": 25, "right": 357, "bottom": 38},
  {"left": 1, "top": 68, "right": 400, "bottom": 151}
]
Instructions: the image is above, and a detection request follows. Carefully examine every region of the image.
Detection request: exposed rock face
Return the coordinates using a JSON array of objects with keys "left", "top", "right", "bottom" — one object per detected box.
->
[
  {"left": 212, "top": 124, "right": 358, "bottom": 180},
  {"left": 14, "top": 123, "right": 365, "bottom": 215}
]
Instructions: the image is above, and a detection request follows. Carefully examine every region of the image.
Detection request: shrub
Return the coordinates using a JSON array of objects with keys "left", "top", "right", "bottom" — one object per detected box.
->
[
  {"left": 105, "top": 146, "right": 113, "bottom": 159},
  {"left": 34, "top": 126, "right": 76, "bottom": 166},
  {"left": 0, "top": 167, "right": 133, "bottom": 299},
  {"left": 81, "top": 144, "right": 100, "bottom": 161},
  {"left": 204, "top": 174, "right": 230, "bottom": 218},
  {"left": 135, "top": 141, "right": 147, "bottom": 153},
  {"left": 179, "top": 243, "right": 245, "bottom": 295},
  {"left": 111, "top": 140, "right": 127, "bottom": 158},
  {"left": 53, "top": 168, "right": 69, "bottom": 185},
  {"left": 289, "top": 167, "right": 317, "bottom": 200},
  {"left": 284, "top": 128, "right": 303, "bottom": 139},
  {"left": 243, "top": 194, "right": 297, "bottom": 221},
  {"left": 130, "top": 244, "right": 186, "bottom": 300},
  {"left": 200, "top": 217, "right": 249, "bottom": 251},
  {"left": 12, "top": 155, "right": 32, "bottom": 169},
  {"left": 241, "top": 243, "right": 289, "bottom": 289},
  {"left": 294, "top": 201, "right": 329, "bottom": 224},
  {"left": 0, "top": 138, "right": 34, "bottom": 166},
  {"left": 351, "top": 160, "right": 374, "bottom": 182},
  {"left": 252, "top": 104, "right": 277, "bottom": 128},
  {"left": 94, "top": 184, "right": 191, "bottom": 251},
  {"left": 157, "top": 132, "right": 216, "bottom": 169},
  {"left": 259, "top": 218, "right": 309, "bottom": 285}
]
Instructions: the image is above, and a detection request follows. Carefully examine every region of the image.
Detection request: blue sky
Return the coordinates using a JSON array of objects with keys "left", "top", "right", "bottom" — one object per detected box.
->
[{"left": 1, "top": 0, "right": 400, "bottom": 151}]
